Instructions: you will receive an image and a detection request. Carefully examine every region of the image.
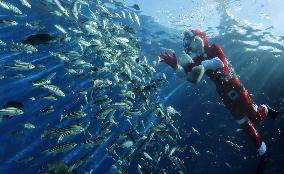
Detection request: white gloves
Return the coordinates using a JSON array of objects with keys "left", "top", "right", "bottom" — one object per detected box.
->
[
  {"left": 187, "top": 65, "right": 205, "bottom": 84},
  {"left": 178, "top": 51, "right": 194, "bottom": 67}
]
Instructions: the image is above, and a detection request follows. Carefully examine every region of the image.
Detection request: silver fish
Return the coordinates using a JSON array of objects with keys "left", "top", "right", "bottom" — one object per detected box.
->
[
  {"left": 0, "top": 107, "right": 24, "bottom": 119},
  {"left": 0, "top": 1, "right": 22, "bottom": 15},
  {"left": 43, "top": 142, "right": 77, "bottom": 155},
  {"left": 43, "top": 85, "right": 65, "bottom": 97},
  {"left": 53, "top": 0, "right": 69, "bottom": 17},
  {"left": 32, "top": 72, "right": 56, "bottom": 86},
  {"left": 20, "top": 0, "right": 31, "bottom": 8}
]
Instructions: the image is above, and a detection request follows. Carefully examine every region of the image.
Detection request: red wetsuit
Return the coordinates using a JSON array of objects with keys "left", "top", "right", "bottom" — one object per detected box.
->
[{"left": 183, "top": 30, "right": 267, "bottom": 150}]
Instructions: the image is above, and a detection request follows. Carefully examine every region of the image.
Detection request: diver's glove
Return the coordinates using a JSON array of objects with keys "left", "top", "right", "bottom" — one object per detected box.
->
[
  {"left": 187, "top": 65, "right": 205, "bottom": 84},
  {"left": 160, "top": 51, "right": 178, "bottom": 69},
  {"left": 178, "top": 51, "right": 194, "bottom": 67},
  {"left": 174, "top": 52, "right": 195, "bottom": 78}
]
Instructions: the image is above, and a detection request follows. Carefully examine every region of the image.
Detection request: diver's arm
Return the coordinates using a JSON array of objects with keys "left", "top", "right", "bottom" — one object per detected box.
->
[
  {"left": 174, "top": 64, "right": 187, "bottom": 79},
  {"left": 160, "top": 52, "right": 189, "bottom": 79},
  {"left": 186, "top": 57, "right": 223, "bottom": 84},
  {"left": 201, "top": 57, "right": 224, "bottom": 71}
]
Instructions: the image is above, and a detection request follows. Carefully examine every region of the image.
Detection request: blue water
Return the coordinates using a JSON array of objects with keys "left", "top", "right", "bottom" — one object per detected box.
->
[{"left": 0, "top": 0, "right": 284, "bottom": 174}]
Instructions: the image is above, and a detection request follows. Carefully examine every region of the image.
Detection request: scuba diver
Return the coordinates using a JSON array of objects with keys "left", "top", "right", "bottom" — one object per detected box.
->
[{"left": 160, "top": 29, "right": 279, "bottom": 173}]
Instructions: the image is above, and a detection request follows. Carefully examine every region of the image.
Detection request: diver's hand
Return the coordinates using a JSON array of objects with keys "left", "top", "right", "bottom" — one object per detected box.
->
[
  {"left": 187, "top": 65, "right": 205, "bottom": 84},
  {"left": 159, "top": 51, "right": 178, "bottom": 69}
]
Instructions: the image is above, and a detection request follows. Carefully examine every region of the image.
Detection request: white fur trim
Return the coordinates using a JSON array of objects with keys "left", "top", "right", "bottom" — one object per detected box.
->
[
  {"left": 258, "top": 142, "right": 266, "bottom": 156},
  {"left": 261, "top": 104, "right": 268, "bottom": 116},
  {"left": 236, "top": 117, "right": 247, "bottom": 125},
  {"left": 201, "top": 57, "right": 224, "bottom": 71},
  {"left": 174, "top": 64, "right": 186, "bottom": 78},
  {"left": 193, "top": 36, "right": 205, "bottom": 55},
  {"left": 187, "top": 65, "right": 205, "bottom": 83},
  {"left": 252, "top": 104, "right": 258, "bottom": 112}
]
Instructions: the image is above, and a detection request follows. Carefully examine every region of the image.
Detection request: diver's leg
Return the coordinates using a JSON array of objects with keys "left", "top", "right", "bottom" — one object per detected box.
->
[
  {"left": 236, "top": 117, "right": 266, "bottom": 156},
  {"left": 241, "top": 118, "right": 264, "bottom": 152},
  {"left": 236, "top": 116, "right": 269, "bottom": 173}
]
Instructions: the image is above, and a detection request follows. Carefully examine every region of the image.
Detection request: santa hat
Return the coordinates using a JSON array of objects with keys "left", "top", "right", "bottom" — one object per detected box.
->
[{"left": 184, "top": 29, "right": 209, "bottom": 48}]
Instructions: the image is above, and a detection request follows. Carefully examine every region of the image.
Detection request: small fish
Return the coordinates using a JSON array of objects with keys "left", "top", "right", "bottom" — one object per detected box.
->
[
  {"left": 169, "top": 147, "right": 177, "bottom": 156},
  {"left": 113, "top": 101, "right": 132, "bottom": 109},
  {"left": 53, "top": 0, "right": 69, "bottom": 17},
  {"left": 25, "top": 22, "right": 45, "bottom": 31},
  {"left": 0, "top": 19, "right": 18, "bottom": 26},
  {"left": 133, "top": 13, "right": 140, "bottom": 27},
  {"left": 50, "top": 52, "right": 70, "bottom": 62},
  {"left": 192, "top": 127, "right": 200, "bottom": 135},
  {"left": 94, "top": 108, "right": 115, "bottom": 119},
  {"left": 0, "top": 39, "right": 6, "bottom": 46},
  {"left": 41, "top": 124, "right": 83, "bottom": 139},
  {"left": 121, "top": 140, "right": 134, "bottom": 148},
  {"left": 71, "top": 0, "right": 80, "bottom": 20},
  {"left": 165, "top": 144, "right": 170, "bottom": 154},
  {"left": 0, "top": 1, "right": 22, "bottom": 15},
  {"left": 93, "top": 79, "right": 112, "bottom": 88},
  {"left": 120, "top": 90, "right": 135, "bottom": 100},
  {"left": 19, "top": 0, "right": 31, "bottom": 8},
  {"left": 0, "top": 106, "right": 24, "bottom": 120},
  {"left": 225, "top": 162, "right": 232, "bottom": 168},
  {"left": 57, "top": 125, "right": 85, "bottom": 141},
  {"left": 6, "top": 42, "right": 37, "bottom": 54},
  {"left": 43, "top": 142, "right": 77, "bottom": 155},
  {"left": 2, "top": 60, "right": 35, "bottom": 70},
  {"left": 32, "top": 72, "right": 56, "bottom": 86},
  {"left": 190, "top": 146, "right": 200, "bottom": 156},
  {"left": 143, "top": 152, "right": 153, "bottom": 161},
  {"left": 121, "top": 11, "right": 126, "bottom": 18},
  {"left": 226, "top": 140, "right": 243, "bottom": 151},
  {"left": 60, "top": 109, "right": 86, "bottom": 121},
  {"left": 81, "top": 136, "right": 108, "bottom": 148},
  {"left": 167, "top": 106, "right": 181, "bottom": 116},
  {"left": 142, "top": 84, "right": 159, "bottom": 92},
  {"left": 54, "top": 24, "right": 67, "bottom": 34},
  {"left": 125, "top": 108, "right": 142, "bottom": 116},
  {"left": 38, "top": 106, "right": 54, "bottom": 116},
  {"left": 42, "top": 94, "right": 57, "bottom": 101},
  {"left": 43, "top": 85, "right": 65, "bottom": 97},
  {"left": 21, "top": 123, "right": 35, "bottom": 129}
]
